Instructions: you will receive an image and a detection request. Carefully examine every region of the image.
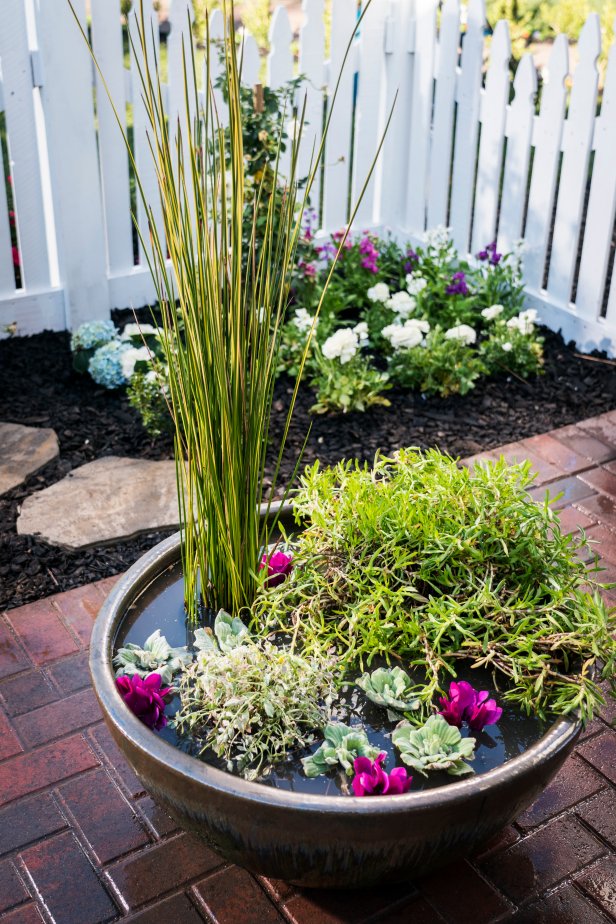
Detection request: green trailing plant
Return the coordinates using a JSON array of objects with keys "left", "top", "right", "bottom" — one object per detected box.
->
[
  {"left": 113, "top": 630, "right": 190, "bottom": 685},
  {"left": 301, "top": 723, "right": 381, "bottom": 778},
  {"left": 173, "top": 612, "right": 337, "bottom": 780},
  {"left": 70, "top": 0, "right": 392, "bottom": 618},
  {"left": 392, "top": 715, "right": 476, "bottom": 777},
  {"left": 253, "top": 450, "right": 616, "bottom": 723},
  {"left": 356, "top": 667, "right": 420, "bottom": 713}
]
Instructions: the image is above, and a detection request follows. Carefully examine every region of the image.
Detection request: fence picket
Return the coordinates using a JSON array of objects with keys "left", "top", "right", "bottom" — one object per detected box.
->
[
  {"left": 577, "top": 22, "right": 616, "bottom": 320},
  {"left": 0, "top": 0, "right": 52, "bottom": 289},
  {"left": 321, "top": 0, "right": 358, "bottom": 231},
  {"left": 205, "top": 8, "right": 228, "bottom": 129},
  {"left": 91, "top": 0, "right": 134, "bottom": 275},
  {"left": 378, "top": 0, "right": 415, "bottom": 230},
  {"left": 547, "top": 14, "right": 601, "bottom": 306},
  {"left": 471, "top": 19, "right": 511, "bottom": 253},
  {"left": 268, "top": 6, "right": 294, "bottom": 89},
  {"left": 267, "top": 7, "right": 294, "bottom": 180},
  {"left": 167, "top": 0, "right": 197, "bottom": 224},
  {"left": 498, "top": 53, "right": 536, "bottom": 252},
  {"left": 239, "top": 29, "right": 260, "bottom": 88},
  {"left": 427, "top": 0, "right": 460, "bottom": 230},
  {"left": 523, "top": 34, "right": 568, "bottom": 291},
  {"left": 37, "top": 0, "right": 108, "bottom": 326},
  {"left": 0, "top": 131, "right": 15, "bottom": 297},
  {"left": 405, "top": 0, "right": 437, "bottom": 233},
  {"left": 129, "top": 0, "right": 164, "bottom": 267},
  {"left": 449, "top": 0, "right": 485, "bottom": 253},
  {"left": 351, "top": 0, "right": 388, "bottom": 226},
  {"left": 297, "top": 0, "right": 325, "bottom": 211}
]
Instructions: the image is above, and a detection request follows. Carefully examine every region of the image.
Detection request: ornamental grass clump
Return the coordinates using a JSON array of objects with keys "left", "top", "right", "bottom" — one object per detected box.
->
[
  {"left": 254, "top": 450, "right": 616, "bottom": 723},
  {"left": 70, "top": 0, "right": 390, "bottom": 619}
]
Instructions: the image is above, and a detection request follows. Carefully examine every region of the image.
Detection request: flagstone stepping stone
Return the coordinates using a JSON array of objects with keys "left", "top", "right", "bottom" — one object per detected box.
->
[
  {"left": 0, "top": 422, "right": 60, "bottom": 496},
  {"left": 17, "top": 456, "right": 179, "bottom": 549}
]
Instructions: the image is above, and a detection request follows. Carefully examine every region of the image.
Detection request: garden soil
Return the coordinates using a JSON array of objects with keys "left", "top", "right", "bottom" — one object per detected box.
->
[{"left": 1, "top": 326, "right": 615, "bottom": 608}]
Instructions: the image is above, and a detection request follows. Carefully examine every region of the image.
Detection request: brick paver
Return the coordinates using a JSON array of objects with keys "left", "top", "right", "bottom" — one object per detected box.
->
[{"left": 1, "top": 411, "right": 616, "bottom": 923}]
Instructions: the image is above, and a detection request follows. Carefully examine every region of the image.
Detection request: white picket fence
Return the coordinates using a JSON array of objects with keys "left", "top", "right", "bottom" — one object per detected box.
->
[{"left": 1, "top": 0, "right": 616, "bottom": 356}]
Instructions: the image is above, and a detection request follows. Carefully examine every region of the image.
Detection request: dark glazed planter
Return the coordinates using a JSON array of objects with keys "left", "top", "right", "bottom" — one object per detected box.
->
[{"left": 90, "top": 502, "right": 581, "bottom": 889}]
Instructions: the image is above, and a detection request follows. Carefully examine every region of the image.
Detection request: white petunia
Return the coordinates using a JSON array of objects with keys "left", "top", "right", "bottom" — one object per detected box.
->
[
  {"left": 353, "top": 322, "right": 369, "bottom": 345},
  {"left": 406, "top": 274, "right": 427, "bottom": 297},
  {"left": 121, "top": 323, "right": 157, "bottom": 340},
  {"left": 507, "top": 309, "right": 537, "bottom": 336},
  {"left": 382, "top": 320, "right": 424, "bottom": 351},
  {"left": 386, "top": 291, "right": 416, "bottom": 318},
  {"left": 444, "top": 324, "right": 476, "bottom": 346},
  {"left": 501, "top": 342, "right": 513, "bottom": 352},
  {"left": 322, "top": 328, "right": 359, "bottom": 364},
  {"left": 423, "top": 225, "right": 451, "bottom": 250},
  {"left": 481, "top": 304, "right": 504, "bottom": 321},
  {"left": 293, "top": 308, "right": 318, "bottom": 333},
  {"left": 367, "top": 282, "right": 390, "bottom": 303},
  {"left": 120, "top": 346, "right": 151, "bottom": 381}
]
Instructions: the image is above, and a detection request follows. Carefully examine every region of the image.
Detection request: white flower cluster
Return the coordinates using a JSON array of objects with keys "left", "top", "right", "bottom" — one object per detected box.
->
[
  {"left": 423, "top": 225, "right": 451, "bottom": 250},
  {"left": 386, "top": 291, "right": 416, "bottom": 318},
  {"left": 444, "top": 324, "right": 476, "bottom": 346},
  {"left": 293, "top": 308, "right": 318, "bottom": 334},
  {"left": 367, "top": 282, "right": 390, "bottom": 303},
  {"left": 481, "top": 304, "right": 504, "bottom": 321},
  {"left": 406, "top": 274, "right": 427, "bottom": 297},
  {"left": 382, "top": 319, "right": 430, "bottom": 351},
  {"left": 120, "top": 346, "right": 151, "bottom": 381},
  {"left": 507, "top": 309, "right": 537, "bottom": 336},
  {"left": 120, "top": 323, "right": 157, "bottom": 340},
  {"left": 322, "top": 323, "right": 368, "bottom": 364}
]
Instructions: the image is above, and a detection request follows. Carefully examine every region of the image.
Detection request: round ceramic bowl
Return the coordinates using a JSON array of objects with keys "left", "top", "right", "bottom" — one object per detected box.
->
[{"left": 90, "top": 508, "right": 581, "bottom": 889}]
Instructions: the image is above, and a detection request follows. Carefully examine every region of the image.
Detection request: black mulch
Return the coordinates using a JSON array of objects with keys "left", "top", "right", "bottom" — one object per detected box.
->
[{"left": 1, "top": 327, "right": 615, "bottom": 609}]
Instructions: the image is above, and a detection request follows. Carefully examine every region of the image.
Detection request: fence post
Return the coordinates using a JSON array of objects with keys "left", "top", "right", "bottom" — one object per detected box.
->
[{"left": 36, "top": 0, "right": 109, "bottom": 328}]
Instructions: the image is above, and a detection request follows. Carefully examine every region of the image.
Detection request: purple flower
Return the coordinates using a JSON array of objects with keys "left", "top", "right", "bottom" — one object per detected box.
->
[
  {"left": 404, "top": 248, "right": 419, "bottom": 273},
  {"left": 116, "top": 673, "right": 171, "bottom": 731},
  {"left": 352, "top": 752, "right": 412, "bottom": 797},
  {"left": 446, "top": 271, "right": 469, "bottom": 296},
  {"left": 438, "top": 680, "right": 502, "bottom": 732},
  {"left": 260, "top": 550, "right": 293, "bottom": 587},
  {"left": 298, "top": 260, "right": 317, "bottom": 279},
  {"left": 477, "top": 240, "right": 502, "bottom": 265}
]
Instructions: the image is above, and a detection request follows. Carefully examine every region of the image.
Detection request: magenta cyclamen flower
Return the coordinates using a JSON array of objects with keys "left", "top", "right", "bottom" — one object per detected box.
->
[
  {"left": 260, "top": 550, "right": 293, "bottom": 587},
  {"left": 352, "top": 752, "right": 412, "bottom": 797},
  {"left": 359, "top": 236, "right": 379, "bottom": 273},
  {"left": 116, "top": 673, "right": 171, "bottom": 731},
  {"left": 438, "top": 680, "right": 502, "bottom": 732},
  {"left": 446, "top": 271, "right": 469, "bottom": 296}
]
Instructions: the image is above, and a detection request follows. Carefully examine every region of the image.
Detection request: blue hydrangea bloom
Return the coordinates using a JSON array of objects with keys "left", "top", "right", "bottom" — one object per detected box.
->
[
  {"left": 70, "top": 320, "right": 118, "bottom": 352},
  {"left": 89, "top": 340, "right": 132, "bottom": 389}
]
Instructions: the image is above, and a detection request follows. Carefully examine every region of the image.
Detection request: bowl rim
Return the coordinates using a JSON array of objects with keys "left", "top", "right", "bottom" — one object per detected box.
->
[{"left": 90, "top": 518, "right": 581, "bottom": 817}]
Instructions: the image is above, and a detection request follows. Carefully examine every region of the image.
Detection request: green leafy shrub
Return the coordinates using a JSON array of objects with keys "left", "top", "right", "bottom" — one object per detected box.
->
[{"left": 254, "top": 450, "right": 615, "bottom": 723}]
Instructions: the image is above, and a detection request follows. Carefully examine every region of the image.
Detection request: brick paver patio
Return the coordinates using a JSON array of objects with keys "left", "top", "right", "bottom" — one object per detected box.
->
[{"left": 2, "top": 412, "right": 616, "bottom": 923}]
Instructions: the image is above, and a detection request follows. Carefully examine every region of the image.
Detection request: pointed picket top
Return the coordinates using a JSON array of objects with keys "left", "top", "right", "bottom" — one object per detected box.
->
[
  {"left": 577, "top": 11, "right": 601, "bottom": 66},
  {"left": 498, "top": 53, "right": 536, "bottom": 251},
  {"left": 427, "top": 0, "right": 461, "bottom": 228},
  {"left": 268, "top": 5, "right": 294, "bottom": 89},
  {"left": 297, "top": 0, "right": 325, "bottom": 210},
  {"left": 579, "top": 17, "right": 616, "bottom": 320},
  {"left": 467, "top": 0, "right": 486, "bottom": 35},
  {"left": 471, "top": 18, "right": 511, "bottom": 253},
  {"left": 547, "top": 12, "right": 600, "bottom": 305},
  {"left": 239, "top": 28, "right": 260, "bottom": 88},
  {"left": 523, "top": 33, "right": 568, "bottom": 289}
]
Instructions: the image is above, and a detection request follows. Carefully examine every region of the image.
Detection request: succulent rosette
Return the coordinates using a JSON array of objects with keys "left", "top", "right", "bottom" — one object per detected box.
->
[{"left": 392, "top": 715, "right": 476, "bottom": 777}]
